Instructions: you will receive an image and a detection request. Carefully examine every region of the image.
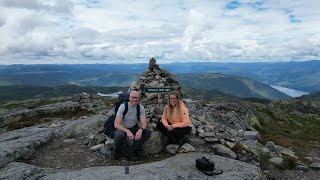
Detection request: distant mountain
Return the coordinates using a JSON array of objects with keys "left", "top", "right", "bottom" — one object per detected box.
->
[
  {"left": 177, "top": 73, "right": 291, "bottom": 100},
  {"left": 0, "top": 60, "right": 319, "bottom": 92},
  {"left": 0, "top": 85, "right": 128, "bottom": 104},
  {"left": 0, "top": 64, "right": 292, "bottom": 100},
  {"left": 297, "top": 91, "right": 320, "bottom": 101},
  {"left": 162, "top": 60, "right": 320, "bottom": 92},
  {"left": 0, "top": 64, "right": 140, "bottom": 87}
]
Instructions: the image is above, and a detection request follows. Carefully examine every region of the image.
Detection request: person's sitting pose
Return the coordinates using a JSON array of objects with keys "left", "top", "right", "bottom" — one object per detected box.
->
[
  {"left": 157, "top": 91, "right": 192, "bottom": 144},
  {"left": 113, "top": 91, "right": 151, "bottom": 160}
]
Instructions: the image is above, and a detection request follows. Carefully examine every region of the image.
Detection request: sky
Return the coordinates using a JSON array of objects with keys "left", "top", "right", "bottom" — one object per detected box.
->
[{"left": 0, "top": 0, "right": 320, "bottom": 64}]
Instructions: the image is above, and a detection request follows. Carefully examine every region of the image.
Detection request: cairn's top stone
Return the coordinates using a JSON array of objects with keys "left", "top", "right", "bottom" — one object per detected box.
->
[{"left": 148, "top": 57, "right": 159, "bottom": 69}]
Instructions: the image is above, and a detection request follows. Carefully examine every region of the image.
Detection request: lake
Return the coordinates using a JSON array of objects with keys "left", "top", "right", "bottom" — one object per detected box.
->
[{"left": 271, "top": 85, "right": 310, "bottom": 97}]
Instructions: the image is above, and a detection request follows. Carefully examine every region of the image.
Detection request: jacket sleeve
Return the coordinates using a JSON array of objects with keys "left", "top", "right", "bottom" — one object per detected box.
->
[
  {"left": 172, "top": 105, "right": 191, "bottom": 128},
  {"left": 161, "top": 106, "right": 169, "bottom": 127}
]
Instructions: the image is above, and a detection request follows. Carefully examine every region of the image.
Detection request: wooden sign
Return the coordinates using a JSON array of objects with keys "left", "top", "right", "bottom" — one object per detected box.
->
[{"left": 144, "top": 87, "right": 172, "bottom": 93}]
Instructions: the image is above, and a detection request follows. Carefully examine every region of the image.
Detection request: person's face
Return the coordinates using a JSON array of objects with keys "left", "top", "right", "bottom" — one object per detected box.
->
[
  {"left": 169, "top": 94, "right": 178, "bottom": 107},
  {"left": 129, "top": 92, "right": 139, "bottom": 105}
]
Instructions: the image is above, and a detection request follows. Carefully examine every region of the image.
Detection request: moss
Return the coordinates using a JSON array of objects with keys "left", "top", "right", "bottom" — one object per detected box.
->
[
  {"left": 232, "top": 143, "right": 260, "bottom": 163},
  {"left": 260, "top": 153, "right": 271, "bottom": 170},
  {"left": 231, "top": 143, "right": 245, "bottom": 154},
  {"left": 257, "top": 108, "right": 320, "bottom": 164},
  {"left": 7, "top": 106, "right": 94, "bottom": 130},
  {"left": 250, "top": 115, "right": 262, "bottom": 130},
  {"left": 281, "top": 155, "right": 297, "bottom": 170}
]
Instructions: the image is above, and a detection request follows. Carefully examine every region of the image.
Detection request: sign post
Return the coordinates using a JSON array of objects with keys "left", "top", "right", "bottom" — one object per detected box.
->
[
  {"left": 144, "top": 87, "right": 172, "bottom": 106},
  {"left": 144, "top": 87, "right": 172, "bottom": 93}
]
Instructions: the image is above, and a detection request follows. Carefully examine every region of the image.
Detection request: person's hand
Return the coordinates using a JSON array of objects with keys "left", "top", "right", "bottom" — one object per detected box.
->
[
  {"left": 135, "top": 129, "right": 143, "bottom": 140},
  {"left": 166, "top": 125, "right": 174, "bottom": 131},
  {"left": 126, "top": 131, "right": 134, "bottom": 141}
]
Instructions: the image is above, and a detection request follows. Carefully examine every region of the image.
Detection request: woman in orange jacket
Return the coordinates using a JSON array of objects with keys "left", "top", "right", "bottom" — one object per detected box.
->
[{"left": 157, "top": 91, "right": 192, "bottom": 144}]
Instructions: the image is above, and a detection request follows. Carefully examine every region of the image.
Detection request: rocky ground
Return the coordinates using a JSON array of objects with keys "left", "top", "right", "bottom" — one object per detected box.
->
[
  {"left": 264, "top": 166, "right": 320, "bottom": 180},
  {"left": 25, "top": 137, "right": 320, "bottom": 180},
  {"left": 25, "top": 135, "right": 174, "bottom": 170},
  {"left": 0, "top": 93, "right": 319, "bottom": 179}
]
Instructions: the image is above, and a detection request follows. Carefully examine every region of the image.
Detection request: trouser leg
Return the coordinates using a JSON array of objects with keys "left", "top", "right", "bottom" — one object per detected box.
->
[
  {"left": 114, "top": 125, "right": 152, "bottom": 160},
  {"left": 127, "top": 126, "right": 151, "bottom": 152},
  {"left": 140, "top": 128, "right": 151, "bottom": 144},
  {"left": 113, "top": 130, "right": 126, "bottom": 159},
  {"left": 172, "top": 127, "right": 192, "bottom": 139},
  {"left": 157, "top": 121, "right": 177, "bottom": 143},
  {"left": 113, "top": 130, "right": 126, "bottom": 149},
  {"left": 157, "top": 121, "right": 191, "bottom": 139}
]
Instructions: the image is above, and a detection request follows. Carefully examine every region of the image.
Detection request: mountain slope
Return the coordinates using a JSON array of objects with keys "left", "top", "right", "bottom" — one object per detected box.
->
[
  {"left": 0, "top": 85, "right": 128, "bottom": 104},
  {"left": 177, "top": 73, "right": 291, "bottom": 100},
  {"left": 163, "top": 60, "right": 320, "bottom": 92}
]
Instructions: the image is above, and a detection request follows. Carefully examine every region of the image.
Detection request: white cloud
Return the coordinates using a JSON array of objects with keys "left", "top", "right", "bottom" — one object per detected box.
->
[{"left": 0, "top": 0, "right": 319, "bottom": 64}]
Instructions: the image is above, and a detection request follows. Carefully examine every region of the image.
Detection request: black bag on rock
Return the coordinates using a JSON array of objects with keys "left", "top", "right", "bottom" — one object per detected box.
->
[{"left": 196, "top": 157, "right": 215, "bottom": 176}]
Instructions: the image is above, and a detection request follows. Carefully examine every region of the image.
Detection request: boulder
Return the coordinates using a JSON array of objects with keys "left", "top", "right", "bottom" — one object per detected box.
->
[
  {"left": 243, "top": 131, "right": 259, "bottom": 140},
  {"left": 212, "top": 144, "right": 237, "bottom": 159},
  {"left": 269, "top": 157, "right": 283, "bottom": 167},
  {"left": 0, "top": 127, "right": 54, "bottom": 167},
  {"left": 166, "top": 144, "right": 179, "bottom": 155},
  {"left": 310, "top": 162, "right": 320, "bottom": 171},
  {"left": 178, "top": 143, "right": 195, "bottom": 153},
  {"left": 142, "top": 131, "right": 166, "bottom": 155}
]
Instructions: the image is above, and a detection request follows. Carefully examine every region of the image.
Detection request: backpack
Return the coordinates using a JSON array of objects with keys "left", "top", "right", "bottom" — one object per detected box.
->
[{"left": 104, "top": 92, "right": 141, "bottom": 138}]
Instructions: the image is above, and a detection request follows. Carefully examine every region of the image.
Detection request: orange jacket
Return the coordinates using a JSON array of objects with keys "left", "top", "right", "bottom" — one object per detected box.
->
[{"left": 161, "top": 101, "right": 191, "bottom": 128}]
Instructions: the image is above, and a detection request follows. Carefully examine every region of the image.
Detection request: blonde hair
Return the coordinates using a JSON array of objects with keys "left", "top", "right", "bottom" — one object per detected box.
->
[{"left": 166, "top": 91, "right": 182, "bottom": 121}]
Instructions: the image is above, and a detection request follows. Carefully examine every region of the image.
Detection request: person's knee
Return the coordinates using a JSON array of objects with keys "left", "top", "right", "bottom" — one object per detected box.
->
[
  {"left": 113, "top": 130, "right": 126, "bottom": 141},
  {"left": 172, "top": 128, "right": 191, "bottom": 139},
  {"left": 156, "top": 121, "right": 164, "bottom": 131},
  {"left": 143, "top": 129, "right": 152, "bottom": 139},
  {"left": 186, "top": 127, "right": 192, "bottom": 134}
]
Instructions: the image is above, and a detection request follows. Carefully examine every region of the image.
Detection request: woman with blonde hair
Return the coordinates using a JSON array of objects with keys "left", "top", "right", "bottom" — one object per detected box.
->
[{"left": 157, "top": 91, "right": 192, "bottom": 144}]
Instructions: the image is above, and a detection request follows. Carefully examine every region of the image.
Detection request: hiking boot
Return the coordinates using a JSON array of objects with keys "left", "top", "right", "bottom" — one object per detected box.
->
[
  {"left": 181, "top": 136, "right": 189, "bottom": 143},
  {"left": 168, "top": 136, "right": 178, "bottom": 144},
  {"left": 177, "top": 136, "right": 189, "bottom": 146}
]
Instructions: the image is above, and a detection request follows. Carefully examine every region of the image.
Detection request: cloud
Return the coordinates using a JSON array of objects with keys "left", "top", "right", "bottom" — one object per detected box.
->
[
  {"left": 0, "top": 0, "right": 73, "bottom": 14},
  {"left": 0, "top": 0, "right": 319, "bottom": 64}
]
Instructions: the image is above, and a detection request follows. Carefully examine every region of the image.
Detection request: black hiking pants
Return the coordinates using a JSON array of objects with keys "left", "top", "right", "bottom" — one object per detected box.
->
[
  {"left": 156, "top": 121, "right": 191, "bottom": 142},
  {"left": 113, "top": 125, "right": 151, "bottom": 154}
]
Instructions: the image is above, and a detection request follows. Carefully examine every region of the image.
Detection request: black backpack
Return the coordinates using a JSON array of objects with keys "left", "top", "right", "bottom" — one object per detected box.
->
[{"left": 104, "top": 92, "right": 140, "bottom": 138}]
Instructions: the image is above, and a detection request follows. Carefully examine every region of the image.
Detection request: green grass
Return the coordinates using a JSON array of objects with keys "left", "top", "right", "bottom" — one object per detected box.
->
[{"left": 258, "top": 108, "right": 320, "bottom": 161}]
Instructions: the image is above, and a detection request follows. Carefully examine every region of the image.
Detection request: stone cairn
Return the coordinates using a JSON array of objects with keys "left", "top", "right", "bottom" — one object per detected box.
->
[{"left": 129, "top": 57, "right": 183, "bottom": 105}]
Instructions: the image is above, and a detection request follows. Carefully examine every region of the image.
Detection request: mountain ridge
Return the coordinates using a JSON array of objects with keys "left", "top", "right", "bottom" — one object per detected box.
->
[
  {"left": 177, "top": 73, "right": 290, "bottom": 100},
  {"left": 1, "top": 60, "right": 319, "bottom": 92}
]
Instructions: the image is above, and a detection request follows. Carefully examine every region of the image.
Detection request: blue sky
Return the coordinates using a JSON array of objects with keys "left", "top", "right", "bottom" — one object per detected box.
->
[{"left": 0, "top": 0, "right": 319, "bottom": 64}]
